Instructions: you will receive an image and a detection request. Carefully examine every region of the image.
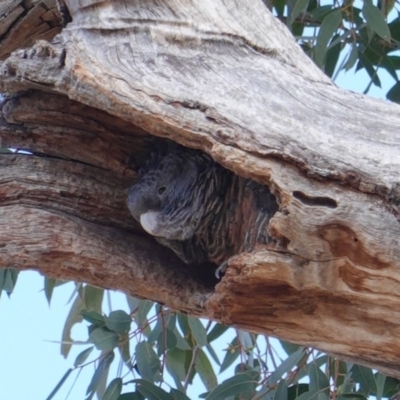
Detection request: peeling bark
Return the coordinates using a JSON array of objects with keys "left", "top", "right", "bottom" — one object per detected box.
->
[{"left": 0, "top": 0, "right": 400, "bottom": 377}]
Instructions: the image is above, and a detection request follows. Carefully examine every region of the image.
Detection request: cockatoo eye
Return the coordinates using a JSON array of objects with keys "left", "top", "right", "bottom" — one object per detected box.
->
[{"left": 158, "top": 186, "right": 166, "bottom": 195}]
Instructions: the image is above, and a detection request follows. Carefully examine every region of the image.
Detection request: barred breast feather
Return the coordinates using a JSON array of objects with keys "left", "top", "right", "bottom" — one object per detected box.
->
[{"left": 127, "top": 143, "right": 278, "bottom": 269}]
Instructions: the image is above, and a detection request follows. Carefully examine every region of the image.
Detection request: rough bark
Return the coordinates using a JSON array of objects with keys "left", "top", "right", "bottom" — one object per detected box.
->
[{"left": 1, "top": 0, "right": 400, "bottom": 377}]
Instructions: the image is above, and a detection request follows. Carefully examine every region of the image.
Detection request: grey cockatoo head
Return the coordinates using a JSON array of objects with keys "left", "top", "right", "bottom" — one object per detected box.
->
[{"left": 127, "top": 147, "right": 210, "bottom": 241}]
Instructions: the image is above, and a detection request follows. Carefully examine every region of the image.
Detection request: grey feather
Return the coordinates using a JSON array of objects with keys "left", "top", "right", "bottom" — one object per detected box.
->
[{"left": 127, "top": 142, "right": 278, "bottom": 269}]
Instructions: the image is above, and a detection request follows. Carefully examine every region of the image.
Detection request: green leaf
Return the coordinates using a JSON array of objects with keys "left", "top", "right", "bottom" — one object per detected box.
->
[
  {"left": 84, "top": 285, "right": 104, "bottom": 312},
  {"left": 273, "top": 0, "right": 286, "bottom": 17},
  {"left": 173, "top": 328, "right": 191, "bottom": 351},
  {"left": 105, "top": 310, "right": 132, "bottom": 333},
  {"left": 166, "top": 312, "right": 177, "bottom": 331},
  {"left": 0, "top": 269, "right": 5, "bottom": 296},
  {"left": 386, "top": 81, "right": 400, "bottom": 103},
  {"left": 44, "top": 277, "right": 56, "bottom": 305},
  {"left": 195, "top": 348, "right": 218, "bottom": 391},
  {"left": 74, "top": 346, "right": 94, "bottom": 367},
  {"left": 126, "top": 295, "right": 141, "bottom": 312},
  {"left": 177, "top": 313, "right": 191, "bottom": 338},
  {"left": 362, "top": 0, "right": 391, "bottom": 42},
  {"left": 289, "top": 0, "right": 310, "bottom": 25},
  {"left": 268, "top": 348, "right": 306, "bottom": 385},
  {"left": 389, "top": 17, "right": 400, "bottom": 41},
  {"left": 103, "top": 378, "right": 123, "bottom": 400},
  {"left": 89, "top": 327, "right": 118, "bottom": 351},
  {"left": 157, "top": 328, "right": 178, "bottom": 354},
  {"left": 207, "top": 323, "right": 228, "bottom": 343},
  {"left": 220, "top": 337, "right": 240, "bottom": 373},
  {"left": 295, "top": 390, "right": 323, "bottom": 400},
  {"left": 309, "top": 364, "right": 330, "bottom": 395},
  {"left": 135, "top": 379, "right": 173, "bottom": 400},
  {"left": 324, "top": 34, "right": 342, "bottom": 77},
  {"left": 148, "top": 319, "right": 163, "bottom": 344},
  {"left": 3, "top": 268, "right": 19, "bottom": 294},
  {"left": 137, "top": 300, "right": 154, "bottom": 325},
  {"left": 375, "top": 372, "right": 386, "bottom": 400},
  {"left": 205, "top": 373, "right": 256, "bottom": 400},
  {"left": 310, "top": 5, "right": 334, "bottom": 21},
  {"left": 118, "top": 334, "right": 131, "bottom": 363},
  {"left": 81, "top": 310, "right": 105, "bottom": 326},
  {"left": 188, "top": 317, "right": 208, "bottom": 347},
  {"left": 86, "top": 351, "right": 115, "bottom": 397},
  {"left": 118, "top": 392, "right": 145, "bottom": 400},
  {"left": 344, "top": 44, "right": 359, "bottom": 71},
  {"left": 275, "top": 380, "right": 288, "bottom": 400},
  {"left": 61, "top": 293, "right": 84, "bottom": 358},
  {"left": 382, "top": 376, "right": 400, "bottom": 397},
  {"left": 381, "top": 56, "right": 400, "bottom": 81},
  {"left": 170, "top": 388, "right": 191, "bottom": 400},
  {"left": 314, "top": 10, "right": 342, "bottom": 67},
  {"left": 205, "top": 344, "right": 220, "bottom": 366},
  {"left": 288, "top": 384, "right": 310, "bottom": 399},
  {"left": 351, "top": 364, "right": 377, "bottom": 395},
  {"left": 135, "top": 341, "right": 160, "bottom": 382},
  {"left": 45, "top": 368, "right": 73, "bottom": 400},
  {"left": 166, "top": 348, "right": 191, "bottom": 382},
  {"left": 279, "top": 340, "right": 301, "bottom": 355},
  {"left": 358, "top": 52, "right": 381, "bottom": 88}
]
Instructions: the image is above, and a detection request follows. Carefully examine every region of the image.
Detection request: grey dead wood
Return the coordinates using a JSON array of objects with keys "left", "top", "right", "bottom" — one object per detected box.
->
[{"left": 0, "top": 0, "right": 400, "bottom": 377}]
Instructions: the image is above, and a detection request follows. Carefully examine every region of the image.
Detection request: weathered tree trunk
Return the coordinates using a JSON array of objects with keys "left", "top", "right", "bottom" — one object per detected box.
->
[{"left": 1, "top": 0, "right": 400, "bottom": 377}]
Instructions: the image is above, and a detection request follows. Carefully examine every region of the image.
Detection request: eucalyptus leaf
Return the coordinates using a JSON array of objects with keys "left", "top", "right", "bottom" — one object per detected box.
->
[
  {"left": 362, "top": 0, "right": 391, "bottom": 41},
  {"left": 351, "top": 364, "right": 377, "bottom": 395},
  {"left": 44, "top": 277, "right": 56, "bottom": 305},
  {"left": 268, "top": 348, "right": 306, "bottom": 385},
  {"left": 118, "top": 393, "right": 145, "bottom": 400},
  {"left": 279, "top": 340, "right": 301, "bottom": 355},
  {"left": 220, "top": 337, "right": 240, "bottom": 373},
  {"left": 166, "top": 348, "right": 191, "bottom": 382},
  {"left": 207, "top": 323, "right": 229, "bottom": 343},
  {"left": 118, "top": 334, "right": 131, "bottom": 363},
  {"left": 205, "top": 373, "right": 256, "bottom": 400},
  {"left": 84, "top": 285, "right": 104, "bottom": 312},
  {"left": 275, "top": 379, "right": 288, "bottom": 400},
  {"left": 61, "top": 293, "right": 84, "bottom": 358},
  {"left": 289, "top": 0, "right": 310, "bottom": 24},
  {"left": 89, "top": 327, "right": 118, "bottom": 351},
  {"left": 86, "top": 351, "right": 115, "bottom": 397},
  {"left": 105, "top": 310, "right": 132, "bottom": 333},
  {"left": 157, "top": 328, "right": 178, "bottom": 354},
  {"left": 135, "top": 379, "right": 174, "bottom": 400},
  {"left": 375, "top": 372, "right": 386, "bottom": 400},
  {"left": 314, "top": 9, "right": 342, "bottom": 67},
  {"left": 387, "top": 81, "right": 400, "bottom": 103},
  {"left": 195, "top": 348, "right": 218, "bottom": 391},
  {"left": 188, "top": 317, "right": 207, "bottom": 347},
  {"left": 103, "top": 378, "right": 123, "bottom": 400},
  {"left": 81, "top": 310, "right": 105, "bottom": 326},
  {"left": 295, "top": 390, "right": 321, "bottom": 400},
  {"left": 344, "top": 44, "right": 359, "bottom": 72},
  {"left": 74, "top": 346, "right": 94, "bottom": 367},
  {"left": 170, "top": 388, "right": 191, "bottom": 400},
  {"left": 45, "top": 368, "right": 73, "bottom": 400},
  {"left": 309, "top": 364, "right": 330, "bottom": 395},
  {"left": 173, "top": 328, "right": 191, "bottom": 350},
  {"left": 135, "top": 341, "right": 160, "bottom": 382}
]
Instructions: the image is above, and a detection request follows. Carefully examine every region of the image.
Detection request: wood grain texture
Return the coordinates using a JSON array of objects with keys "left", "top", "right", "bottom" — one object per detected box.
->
[
  {"left": 1, "top": 0, "right": 400, "bottom": 376},
  {"left": 0, "top": 155, "right": 215, "bottom": 314},
  {"left": 0, "top": 0, "right": 63, "bottom": 60}
]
